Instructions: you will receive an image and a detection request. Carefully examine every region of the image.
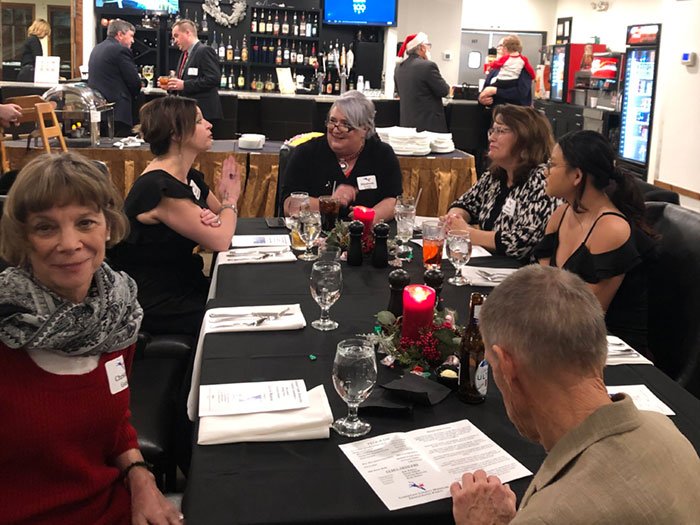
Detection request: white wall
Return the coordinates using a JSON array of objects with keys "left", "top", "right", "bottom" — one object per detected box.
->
[
  {"left": 397, "top": 0, "right": 463, "bottom": 85},
  {"left": 460, "top": 0, "right": 557, "bottom": 33}
]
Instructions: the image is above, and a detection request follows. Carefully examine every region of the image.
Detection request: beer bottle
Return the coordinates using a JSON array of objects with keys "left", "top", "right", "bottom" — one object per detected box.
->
[{"left": 458, "top": 292, "right": 488, "bottom": 404}]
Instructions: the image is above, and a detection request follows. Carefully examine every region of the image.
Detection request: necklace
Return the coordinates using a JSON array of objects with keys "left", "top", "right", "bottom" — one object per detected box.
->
[{"left": 337, "top": 143, "right": 364, "bottom": 172}]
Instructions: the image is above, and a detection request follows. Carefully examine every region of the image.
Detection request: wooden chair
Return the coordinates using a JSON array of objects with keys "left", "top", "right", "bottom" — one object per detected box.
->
[
  {"left": 35, "top": 102, "right": 68, "bottom": 154},
  {"left": 0, "top": 131, "right": 9, "bottom": 173},
  {"left": 3, "top": 95, "right": 43, "bottom": 145}
]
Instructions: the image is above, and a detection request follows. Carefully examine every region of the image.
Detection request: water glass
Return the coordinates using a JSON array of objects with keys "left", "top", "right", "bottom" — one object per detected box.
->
[
  {"left": 446, "top": 230, "right": 472, "bottom": 286},
  {"left": 390, "top": 195, "right": 416, "bottom": 267},
  {"left": 422, "top": 220, "right": 445, "bottom": 270},
  {"left": 298, "top": 210, "right": 321, "bottom": 261},
  {"left": 287, "top": 192, "right": 309, "bottom": 251},
  {"left": 332, "top": 338, "right": 377, "bottom": 437},
  {"left": 318, "top": 245, "right": 341, "bottom": 261},
  {"left": 310, "top": 260, "right": 342, "bottom": 330}
]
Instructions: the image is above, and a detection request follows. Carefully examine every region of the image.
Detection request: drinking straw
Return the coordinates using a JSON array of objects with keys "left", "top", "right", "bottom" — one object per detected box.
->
[
  {"left": 331, "top": 181, "right": 337, "bottom": 196},
  {"left": 414, "top": 188, "right": 423, "bottom": 209}
]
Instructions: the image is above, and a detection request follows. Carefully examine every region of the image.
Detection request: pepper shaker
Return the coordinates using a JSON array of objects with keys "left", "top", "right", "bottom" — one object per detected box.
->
[
  {"left": 387, "top": 268, "right": 410, "bottom": 317},
  {"left": 347, "top": 220, "right": 364, "bottom": 266},
  {"left": 424, "top": 269, "right": 445, "bottom": 311},
  {"left": 371, "top": 222, "right": 390, "bottom": 268}
]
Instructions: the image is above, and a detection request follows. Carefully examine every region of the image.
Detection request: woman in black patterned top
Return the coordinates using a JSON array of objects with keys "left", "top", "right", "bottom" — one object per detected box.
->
[{"left": 444, "top": 105, "right": 559, "bottom": 261}]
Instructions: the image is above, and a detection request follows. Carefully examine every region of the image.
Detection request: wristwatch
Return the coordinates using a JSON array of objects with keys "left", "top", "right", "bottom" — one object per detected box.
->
[{"left": 220, "top": 203, "right": 238, "bottom": 215}]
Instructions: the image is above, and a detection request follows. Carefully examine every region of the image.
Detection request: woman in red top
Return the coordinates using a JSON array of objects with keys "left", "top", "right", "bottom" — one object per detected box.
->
[{"left": 0, "top": 153, "right": 181, "bottom": 524}]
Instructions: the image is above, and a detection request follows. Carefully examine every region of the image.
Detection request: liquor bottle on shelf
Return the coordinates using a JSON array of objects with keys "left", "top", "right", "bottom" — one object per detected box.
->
[
  {"left": 325, "top": 42, "right": 334, "bottom": 69},
  {"left": 251, "top": 9, "right": 258, "bottom": 33},
  {"left": 193, "top": 10, "right": 198, "bottom": 27},
  {"left": 292, "top": 12, "right": 299, "bottom": 37},
  {"left": 228, "top": 71, "right": 234, "bottom": 90},
  {"left": 312, "top": 14, "right": 318, "bottom": 37},
  {"left": 211, "top": 31, "right": 218, "bottom": 53},
  {"left": 250, "top": 73, "right": 257, "bottom": 91},
  {"left": 185, "top": 8, "right": 190, "bottom": 20},
  {"left": 283, "top": 41, "right": 290, "bottom": 65},
  {"left": 201, "top": 12, "right": 208, "bottom": 33},
  {"left": 281, "top": 11, "right": 289, "bottom": 35},
  {"left": 241, "top": 35, "right": 248, "bottom": 62},
  {"left": 310, "top": 43, "right": 316, "bottom": 67},
  {"left": 256, "top": 75, "right": 264, "bottom": 92},
  {"left": 218, "top": 36, "right": 226, "bottom": 61},
  {"left": 220, "top": 72, "right": 227, "bottom": 89},
  {"left": 300, "top": 12, "right": 306, "bottom": 37},
  {"left": 325, "top": 71, "right": 333, "bottom": 94},
  {"left": 237, "top": 68, "right": 245, "bottom": 90},
  {"left": 458, "top": 292, "right": 488, "bottom": 404},
  {"left": 268, "top": 39, "right": 275, "bottom": 63},
  {"left": 234, "top": 39, "right": 241, "bottom": 62},
  {"left": 265, "top": 11, "right": 273, "bottom": 34},
  {"left": 226, "top": 36, "right": 234, "bottom": 62},
  {"left": 340, "top": 42, "right": 347, "bottom": 71},
  {"left": 261, "top": 39, "right": 268, "bottom": 63},
  {"left": 273, "top": 11, "right": 280, "bottom": 36},
  {"left": 334, "top": 72, "right": 340, "bottom": 94},
  {"left": 275, "top": 39, "right": 283, "bottom": 65},
  {"left": 297, "top": 42, "right": 304, "bottom": 65},
  {"left": 305, "top": 14, "right": 312, "bottom": 38},
  {"left": 252, "top": 37, "right": 259, "bottom": 62}
]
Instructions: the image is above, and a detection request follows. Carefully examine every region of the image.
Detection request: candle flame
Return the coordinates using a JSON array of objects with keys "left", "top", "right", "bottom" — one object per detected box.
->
[{"left": 408, "top": 286, "right": 432, "bottom": 302}]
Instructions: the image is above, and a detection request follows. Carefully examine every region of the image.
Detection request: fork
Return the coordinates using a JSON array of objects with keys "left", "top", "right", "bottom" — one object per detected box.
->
[
  {"left": 209, "top": 307, "right": 291, "bottom": 320},
  {"left": 476, "top": 270, "right": 505, "bottom": 282},
  {"left": 209, "top": 317, "right": 269, "bottom": 328}
]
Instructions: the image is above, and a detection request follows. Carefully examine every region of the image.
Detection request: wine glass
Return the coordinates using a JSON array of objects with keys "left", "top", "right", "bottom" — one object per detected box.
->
[
  {"left": 142, "top": 65, "right": 154, "bottom": 88},
  {"left": 309, "top": 260, "right": 342, "bottom": 331},
  {"left": 446, "top": 230, "right": 472, "bottom": 286},
  {"left": 390, "top": 195, "right": 416, "bottom": 267},
  {"left": 298, "top": 210, "right": 321, "bottom": 261},
  {"left": 332, "top": 338, "right": 377, "bottom": 437},
  {"left": 286, "top": 191, "right": 309, "bottom": 251}
]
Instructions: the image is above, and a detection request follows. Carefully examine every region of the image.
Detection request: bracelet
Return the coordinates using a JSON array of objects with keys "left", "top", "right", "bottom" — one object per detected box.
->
[
  {"left": 220, "top": 203, "right": 238, "bottom": 215},
  {"left": 121, "top": 460, "right": 153, "bottom": 482}
]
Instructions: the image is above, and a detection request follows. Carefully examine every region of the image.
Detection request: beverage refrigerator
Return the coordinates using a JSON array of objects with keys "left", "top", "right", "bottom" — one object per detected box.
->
[
  {"left": 618, "top": 23, "right": 662, "bottom": 175},
  {"left": 549, "top": 43, "right": 607, "bottom": 103}
]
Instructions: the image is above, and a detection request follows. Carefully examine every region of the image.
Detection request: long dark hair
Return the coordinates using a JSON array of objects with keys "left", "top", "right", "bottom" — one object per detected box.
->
[
  {"left": 489, "top": 104, "right": 553, "bottom": 186},
  {"left": 558, "top": 130, "right": 652, "bottom": 234}
]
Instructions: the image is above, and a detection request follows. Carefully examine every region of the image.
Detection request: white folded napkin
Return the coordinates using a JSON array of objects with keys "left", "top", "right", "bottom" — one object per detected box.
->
[
  {"left": 218, "top": 247, "right": 297, "bottom": 265},
  {"left": 204, "top": 304, "right": 306, "bottom": 333},
  {"left": 198, "top": 385, "right": 334, "bottom": 444},
  {"left": 460, "top": 266, "right": 518, "bottom": 287},
  {"left": 606, "top": 335, "right": 653, "bottom": 366},
  {"left": 113, "top": 136, "right": 144, "bottom": 149}
]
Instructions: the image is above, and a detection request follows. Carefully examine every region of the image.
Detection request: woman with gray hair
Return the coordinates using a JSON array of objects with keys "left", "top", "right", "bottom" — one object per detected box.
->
[{"left": 281, "top": 90, "right": 402, "bottom": 223}]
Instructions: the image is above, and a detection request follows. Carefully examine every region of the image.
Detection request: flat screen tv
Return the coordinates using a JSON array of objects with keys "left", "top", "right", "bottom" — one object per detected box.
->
[
  {"left": 95, "top": 0, "right": 179, "bottom": 15},
  {"left": 323, "top": 0, "right": 398, "bottom": 26}
]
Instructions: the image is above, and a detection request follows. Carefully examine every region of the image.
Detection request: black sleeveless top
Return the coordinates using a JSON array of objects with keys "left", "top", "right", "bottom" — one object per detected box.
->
[{"left": 534, "top": 207, "right": 656, "bottom": 357}]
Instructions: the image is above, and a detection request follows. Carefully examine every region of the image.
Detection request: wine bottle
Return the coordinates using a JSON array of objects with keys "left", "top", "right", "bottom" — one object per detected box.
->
[
  {"left": 283, "top": 41, "right": 290, "bottom": 65},
  {"left": 292, "top": 12, "right": 299, "bottom": 37},
  {"left": 266, "top": 11, "right": 273, "bottom": 34},
  {"left": 237, "top": 68, "right": 245, "bottom": 89},
  {"left": 275, "top": 39, "right": 283, "bottom": 65},
  {"left": 220, "top": 72, "right": 227, "bottom": 89},
  {"left": 241, "top": 35, "right": 249, "bottom": 63},
  {"left": 251, "top": 9, "right": 257, "bottom": 33},
  {"left": 281, "top": 11, "right": 289, "bottom": 35},
  {"left": 201, "top": 12, "right": 208, "bottom": 33},
  {"left": 226, "top": 36, "right": 233, "bottom": 62},
  {"left": 211, "top": 31, "right": 218, "bottom": 53},
  {"left": 234, "top": 40, "right": 241, "bottom": 62},
  {"left": 261, "top": 39, "right": 268, "bottom": 63},
  {"left": 219, "top": 36, "right": 227, "bottom": 61},
  {"left": 458, "top": 292, "right": 488, "bottom": 404},
  {"left": 305, "top": 14, "right": 312, "bottom": 38},
  {"left": 273, "top": 10, "right": 280, "bottom": 36},
  {"left": 300, "top": 12, "right": 306, "bottom": 37},
  {"left": 312, "top": 14, "right": 318, "bottom": 37}
]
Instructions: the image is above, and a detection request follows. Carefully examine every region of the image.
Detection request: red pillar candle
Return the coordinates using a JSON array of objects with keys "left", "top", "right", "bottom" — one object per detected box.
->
[
  {"left": 353, "top": 206, "right": 376, "bottom": 234},
  {"left": 401, "top": 285, "right": 436, "bottom": 340}
]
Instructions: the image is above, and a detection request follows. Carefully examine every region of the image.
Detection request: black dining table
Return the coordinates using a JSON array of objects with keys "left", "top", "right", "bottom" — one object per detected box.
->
[{"left": 182, "top": 219, "right": 700, "bottom": 525}]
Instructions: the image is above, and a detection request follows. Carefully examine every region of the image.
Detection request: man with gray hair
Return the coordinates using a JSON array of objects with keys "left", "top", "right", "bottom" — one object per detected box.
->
[
  {"left": 88, "top": 19, "right": 142, "bottom": 137},
  {"left": 394, "top": 32, "right": 450, "bottom": 132},
  {"left": 451, "top": 265, "right": 700, "bottom": 524}
]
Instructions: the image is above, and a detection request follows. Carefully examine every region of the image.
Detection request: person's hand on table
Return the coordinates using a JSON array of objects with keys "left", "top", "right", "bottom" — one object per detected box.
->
[
  {"left": 442, "top": 211, "right": 471, "bottom": 232},
  {"left": 128, "top": 467, "right": 184, "bottom": 524},
  {"left": 0, "top": 103, "right": 22, "bottom": 127},
  {"left": 332, "top": 184, "right": 358, "bottom": 208},
  {"left": 200, "top": 208, "right": 221, "bottom": 227},
  {"left": 166, "top": 78, "right": 185, "bottom": 92},
  {"left": 217, "top": 155, "right": 243, "bottom": 204},
  {"left": 450, "top": 470, "right": 516, "bottom": 525}
]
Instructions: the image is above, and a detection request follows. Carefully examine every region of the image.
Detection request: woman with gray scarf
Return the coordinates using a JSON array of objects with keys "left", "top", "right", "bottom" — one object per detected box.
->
[{"left": 0, "top": 153, "right": 182, "bottom": 524}]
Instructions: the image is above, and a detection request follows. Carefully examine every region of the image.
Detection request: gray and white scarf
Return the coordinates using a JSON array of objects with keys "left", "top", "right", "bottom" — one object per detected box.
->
[{"left": 0, "top": 263, "right": 143, "bottom": 355}]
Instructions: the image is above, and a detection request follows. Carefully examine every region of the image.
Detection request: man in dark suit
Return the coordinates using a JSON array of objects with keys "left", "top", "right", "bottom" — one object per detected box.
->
[
  {"left": 394, "top": 32, "right": 451, "bottom": 132},
  {"left": 87, "top": 19, "right": 142, "bottom": 137},
  {"left": 167, "top": 19, "right": 222, "bottom": 130}
]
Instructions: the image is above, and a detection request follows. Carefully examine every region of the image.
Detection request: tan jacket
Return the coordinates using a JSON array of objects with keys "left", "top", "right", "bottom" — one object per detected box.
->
[{"left": 513, "top": 395, "right": 700, "bottom": 524}]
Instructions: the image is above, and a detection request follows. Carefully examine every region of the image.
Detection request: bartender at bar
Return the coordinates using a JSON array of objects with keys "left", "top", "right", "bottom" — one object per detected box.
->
[
  {"left": 167, "top": 19, "right": 223, "bottom": 132},
  {"left": 281, "top": 91, "right": 402, "bottom": 223}
]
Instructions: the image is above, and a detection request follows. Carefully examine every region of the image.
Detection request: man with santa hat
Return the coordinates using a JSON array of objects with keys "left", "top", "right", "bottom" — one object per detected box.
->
[{"left": 394, "top": 32, "right": 451, "bottom": 133}]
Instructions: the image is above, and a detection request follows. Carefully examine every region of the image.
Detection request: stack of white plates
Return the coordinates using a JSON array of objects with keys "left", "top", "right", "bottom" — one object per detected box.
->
[
  {"left": 375, "top": 126, "right": 398, "bottom": 144},
  {"left": 386, "top": 127, "right": 432, "bottom": 156},
  {"left": 427, "top": 132, "right": 455, "bottom": 154}
]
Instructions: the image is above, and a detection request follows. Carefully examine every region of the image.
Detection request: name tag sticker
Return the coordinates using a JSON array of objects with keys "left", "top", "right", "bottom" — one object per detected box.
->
[
  {"left": 105, "top": 355, "right": 128, "bottom": 395},
  {"left": 502, "top": 197, "right": 516, "bottom": 217},
  {"left": 357, "top": 175, "right": 378, "bottom": 190},
  {"left": 187, "top": 67, "right": 199, "bottom": 76},
  {"left": 190, "top": 180, "right": 201, "bottom": 200}
]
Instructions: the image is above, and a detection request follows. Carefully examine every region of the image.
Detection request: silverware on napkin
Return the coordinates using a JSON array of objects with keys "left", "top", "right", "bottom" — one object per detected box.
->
[
  {"left": 476, "top": 270, "right": 508, "bottom": 282},
  {"left": 208, "top": 307, "right": 292, "bottom": 321}
]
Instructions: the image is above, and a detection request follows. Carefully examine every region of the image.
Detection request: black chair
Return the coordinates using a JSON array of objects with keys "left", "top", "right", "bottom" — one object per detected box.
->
[
  {"left": 275, "top": 143, "right": 294, "bottom": 217},
  {"left": 130, "top": 333, "right": 194, "bottom": 492},
  {"left": 646, "top": 202, "right": 700, "bottom": 398},
  {"left": 634, "top": 177, "right": 680, "bottom": 205}
]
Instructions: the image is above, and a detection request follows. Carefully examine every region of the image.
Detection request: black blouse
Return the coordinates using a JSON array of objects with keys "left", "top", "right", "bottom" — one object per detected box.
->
[{"left": 534, "top": 207, "right": 656, "bottom": 356}]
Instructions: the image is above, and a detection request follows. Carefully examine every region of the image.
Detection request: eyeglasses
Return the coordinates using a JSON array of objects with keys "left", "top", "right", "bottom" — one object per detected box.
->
[
  {"left": 423, "top": 42, "right": 432, "bottom": 49},
  {"left": 545, "top": 158, "right": 568, "bottom": 171},
  {"left": 487, "top": 125, "right": 512, "bottom": 137},
  {"left": 326, "top": 117, "right": 355, "bottom": 133}
]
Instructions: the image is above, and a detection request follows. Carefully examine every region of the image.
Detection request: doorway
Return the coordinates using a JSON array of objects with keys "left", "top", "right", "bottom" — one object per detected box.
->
[
  {"left": 49, "top": 5, "right": 71, "bottom": 77},
  {"left": 458, "top": 30, "right": 546, "bottom": 87}
]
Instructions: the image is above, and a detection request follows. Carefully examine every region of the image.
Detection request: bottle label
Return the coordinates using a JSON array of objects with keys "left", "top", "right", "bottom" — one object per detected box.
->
[
  {"left": 473, "top": 304, "right": 482, "bottom": 321},
  {"left": 475, "top": 360, "right": 488, "bottom": 396}
]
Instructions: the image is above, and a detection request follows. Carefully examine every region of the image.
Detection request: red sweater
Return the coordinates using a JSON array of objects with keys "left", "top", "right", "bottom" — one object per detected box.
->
[{"left": 0, "top": 344, "right": 138, "bottom": 525}]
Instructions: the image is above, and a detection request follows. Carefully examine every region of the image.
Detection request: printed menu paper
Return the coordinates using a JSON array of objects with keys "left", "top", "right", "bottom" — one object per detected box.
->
[
  {"left": 231, "top": 234, "right": 291, "bottom": 247},
  {"left": 199, "top": 379, "right": 309, "bottom": 417},
  {"left": 339, "top": 419, "right": 532, "bottom": 511},
  {"left": 606, "top": 385, "right": 675, "bottom": 416}
]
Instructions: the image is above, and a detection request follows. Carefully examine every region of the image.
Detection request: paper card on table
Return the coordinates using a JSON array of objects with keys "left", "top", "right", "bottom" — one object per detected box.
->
[
  {"left": 606, "top": 385, "right": 675, "bottom": 416},
  {"left": 410, "top": 239, "right": 492, "bottom": 258},
  {"left": 199, "top": 379, "right": 309, "bottom": 417},
  {"left": 339, "top": 419, "right": 532, "bottom": 511},
  {"left": 231, "top": 235, "right": 291, "bottom": 247},
  {"left": 605, "top": 335, "right": 653, "bottom": 366}
]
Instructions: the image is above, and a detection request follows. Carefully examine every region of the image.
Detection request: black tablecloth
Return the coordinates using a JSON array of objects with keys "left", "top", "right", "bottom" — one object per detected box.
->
[{"left": 183, "top": 219, "right": 700, "bottom": 525}]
